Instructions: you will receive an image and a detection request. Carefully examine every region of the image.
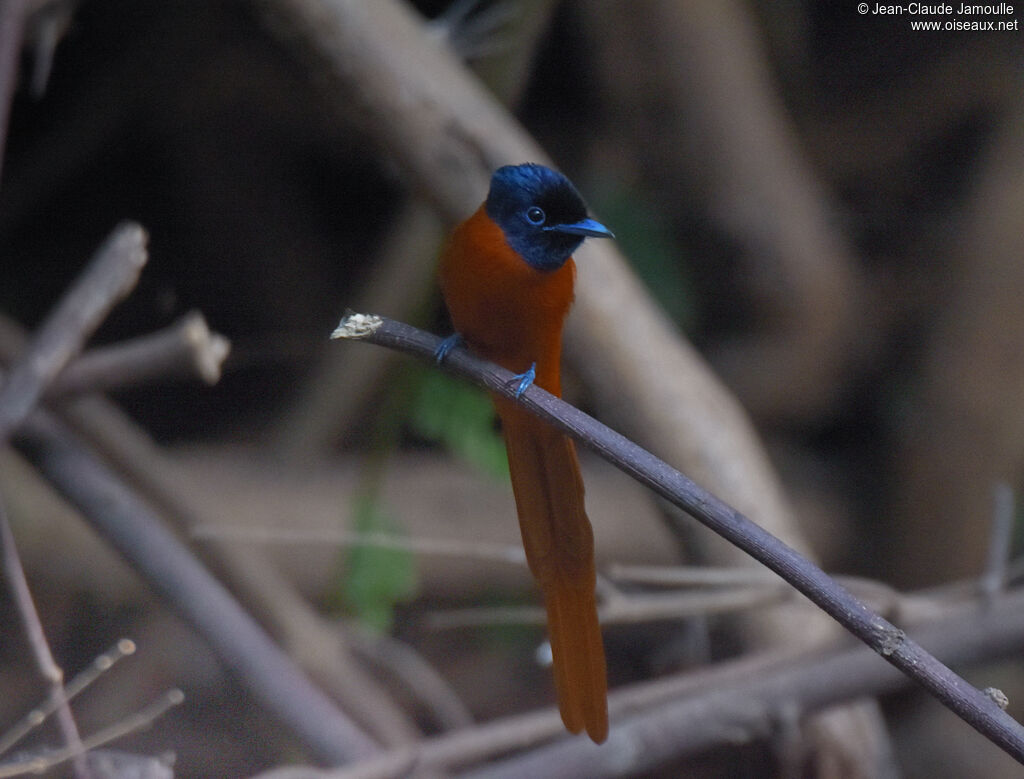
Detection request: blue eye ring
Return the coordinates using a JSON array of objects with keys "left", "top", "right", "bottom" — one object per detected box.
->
[{"left": 525, "top": 206, "right": 546, "bottom": 225}]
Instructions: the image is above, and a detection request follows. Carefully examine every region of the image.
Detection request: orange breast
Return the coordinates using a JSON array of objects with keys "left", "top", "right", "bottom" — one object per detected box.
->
[{"left": 439, "top": 206, "right": 576, "bottom": 395}]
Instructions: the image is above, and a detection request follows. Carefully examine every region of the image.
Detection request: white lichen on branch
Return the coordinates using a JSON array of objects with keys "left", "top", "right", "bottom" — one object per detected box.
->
[{"left": 331, "top": 312, "right": 383, "bottom": 340}]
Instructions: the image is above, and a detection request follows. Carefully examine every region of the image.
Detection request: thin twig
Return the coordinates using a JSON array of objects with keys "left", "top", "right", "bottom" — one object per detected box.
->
[
  {"left": 192, "top": 524, "right": 527, "bottom": 566},
  {"left": 196, "top": 525, "right": 798, "bottom": 627},
  {"left": 608, "top": 561, "right": 782, "bottom": 587},
  {"left": 0, "top": 638, "right": 136, "bottom": 758},
  {"left": 195, "top": 526, "right": 903, "bottom": 628},
  {"left": 608, "top": 563, "right": 907, "bottom": 620},
  {"left": 0, "top": 222, "right": 147, "bottom": 440},
  {"left": 603, "top": 585, "right": 792, "bottom": 625},
  {"left": 982, "top": 482, "right": 1014, "bottom": 600},
  {"left": 332, "top": 312, "right": 1024, "bottom": 764},
  {"left": 0, "top": 689, "right": 184, "bottom": 779},
  {"left": 426, "top": 586, "right": 788, "bottom": 631},
  {"left": 63, "top": 639, "right": 136, "bottom": 700},
  {"left": 0, "top": 489, "right": 91, "bottom": 779},
  {"left": 14, "top": 409, "right": 380, "bottom": 764}
]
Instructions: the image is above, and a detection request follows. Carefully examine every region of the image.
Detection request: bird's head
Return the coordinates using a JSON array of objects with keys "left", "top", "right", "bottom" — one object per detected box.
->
[{"left": 485, "top": 163, "right": 613, "bottom": 272}]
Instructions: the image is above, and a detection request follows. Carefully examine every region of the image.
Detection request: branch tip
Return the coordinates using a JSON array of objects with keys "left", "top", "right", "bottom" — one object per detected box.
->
[
  {"left": 331, "top": 312, "right": 383, "bottom": 340},
  {"left": 182, "top": 313, "right": 231, "bottom": 383}
]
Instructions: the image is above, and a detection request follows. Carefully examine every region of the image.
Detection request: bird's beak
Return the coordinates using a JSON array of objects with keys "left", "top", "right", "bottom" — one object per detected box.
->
[{"left": 546, "top": 218, "right": 615, "bottom": 239}]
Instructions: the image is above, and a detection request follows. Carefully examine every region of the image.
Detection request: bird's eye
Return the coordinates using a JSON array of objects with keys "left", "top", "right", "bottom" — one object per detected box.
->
[{"left": 525, "top": 206, "right": 546, "bottom": 225}]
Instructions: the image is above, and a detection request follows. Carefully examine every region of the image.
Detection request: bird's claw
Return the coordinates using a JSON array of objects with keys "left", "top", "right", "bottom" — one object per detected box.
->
[
  {"left": 511, "top": 362, "right": 536, "bottom": 399},
  {"left": 435, "top": 333, "right": 464, "bottom": 364}
]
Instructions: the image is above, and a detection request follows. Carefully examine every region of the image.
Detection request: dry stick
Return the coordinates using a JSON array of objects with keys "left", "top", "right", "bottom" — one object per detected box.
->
[
  {"left": 254, "top": 586, "right": 1024, "bottom": 779},
  {"left": 14, "top": 409, "right": 380, "bottom": 765},
  {"left": 0, "top": 224, "right": 369, "bottom": 764},
  {"left": 31, "top": 390, "right": 421, "bottom": 742},
  {"left": 0, "top": 310, "right": 418, "bottom": 743},
  {"left": 0, "top": 309, "right": 228, "bottom": 409},
  {"left": 50, "top": 403, "right": 422, "bottom": 745},
  {"left": 332, "top": 313, "right": 1024, "bottom": 764},
  {"left": 0, "top": 222, "right": 148, "bottom": 440},
  {"left": 44, "top": 311, "right": 230, "bottom": 398},
  {"left": 461, "top": 588, "right": 1024, "bottom": 779},
  {"left": 0, "top": 308, "right": 404, "bottom": 751},
  {"left": 0, "top": 490, "right": 91, "bottom": 779}
]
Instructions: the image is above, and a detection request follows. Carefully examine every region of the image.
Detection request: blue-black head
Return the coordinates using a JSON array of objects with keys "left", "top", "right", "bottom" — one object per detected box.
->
[{"left": 485, "top": 163, "right": 613, "bottom": 272}]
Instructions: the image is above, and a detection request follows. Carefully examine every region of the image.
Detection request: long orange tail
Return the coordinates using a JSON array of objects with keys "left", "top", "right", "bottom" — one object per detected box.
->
[{"left": 496, "top": 399, "right": 608, "bottom": 743}]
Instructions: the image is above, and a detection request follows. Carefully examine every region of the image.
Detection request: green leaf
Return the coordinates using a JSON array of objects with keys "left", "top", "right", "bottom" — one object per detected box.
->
[
  {"left": 408, "top": 369, "right": 509, "bottom": 480},
  {"left": 336, "top": 493, "right": 417, "bottom": 633}
]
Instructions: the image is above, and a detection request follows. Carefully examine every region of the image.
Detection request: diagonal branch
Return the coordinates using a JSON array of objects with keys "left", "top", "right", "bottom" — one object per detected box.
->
[
  {"left": 0, "top": 222, "right": 147, "bottom": 440},
  {"left": 331, "top": 312, "right": 1024, "bottom": 764}
]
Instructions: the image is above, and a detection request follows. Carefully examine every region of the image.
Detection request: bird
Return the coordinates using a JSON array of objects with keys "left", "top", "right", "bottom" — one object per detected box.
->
[{"left": 436, "top": 162, "right": 614, "bottom": 743}]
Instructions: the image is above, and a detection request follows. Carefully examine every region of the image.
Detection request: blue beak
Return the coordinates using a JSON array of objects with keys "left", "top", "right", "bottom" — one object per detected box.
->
[{"left": 546, "top": 218, "right": 615, "bottom": 239}]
